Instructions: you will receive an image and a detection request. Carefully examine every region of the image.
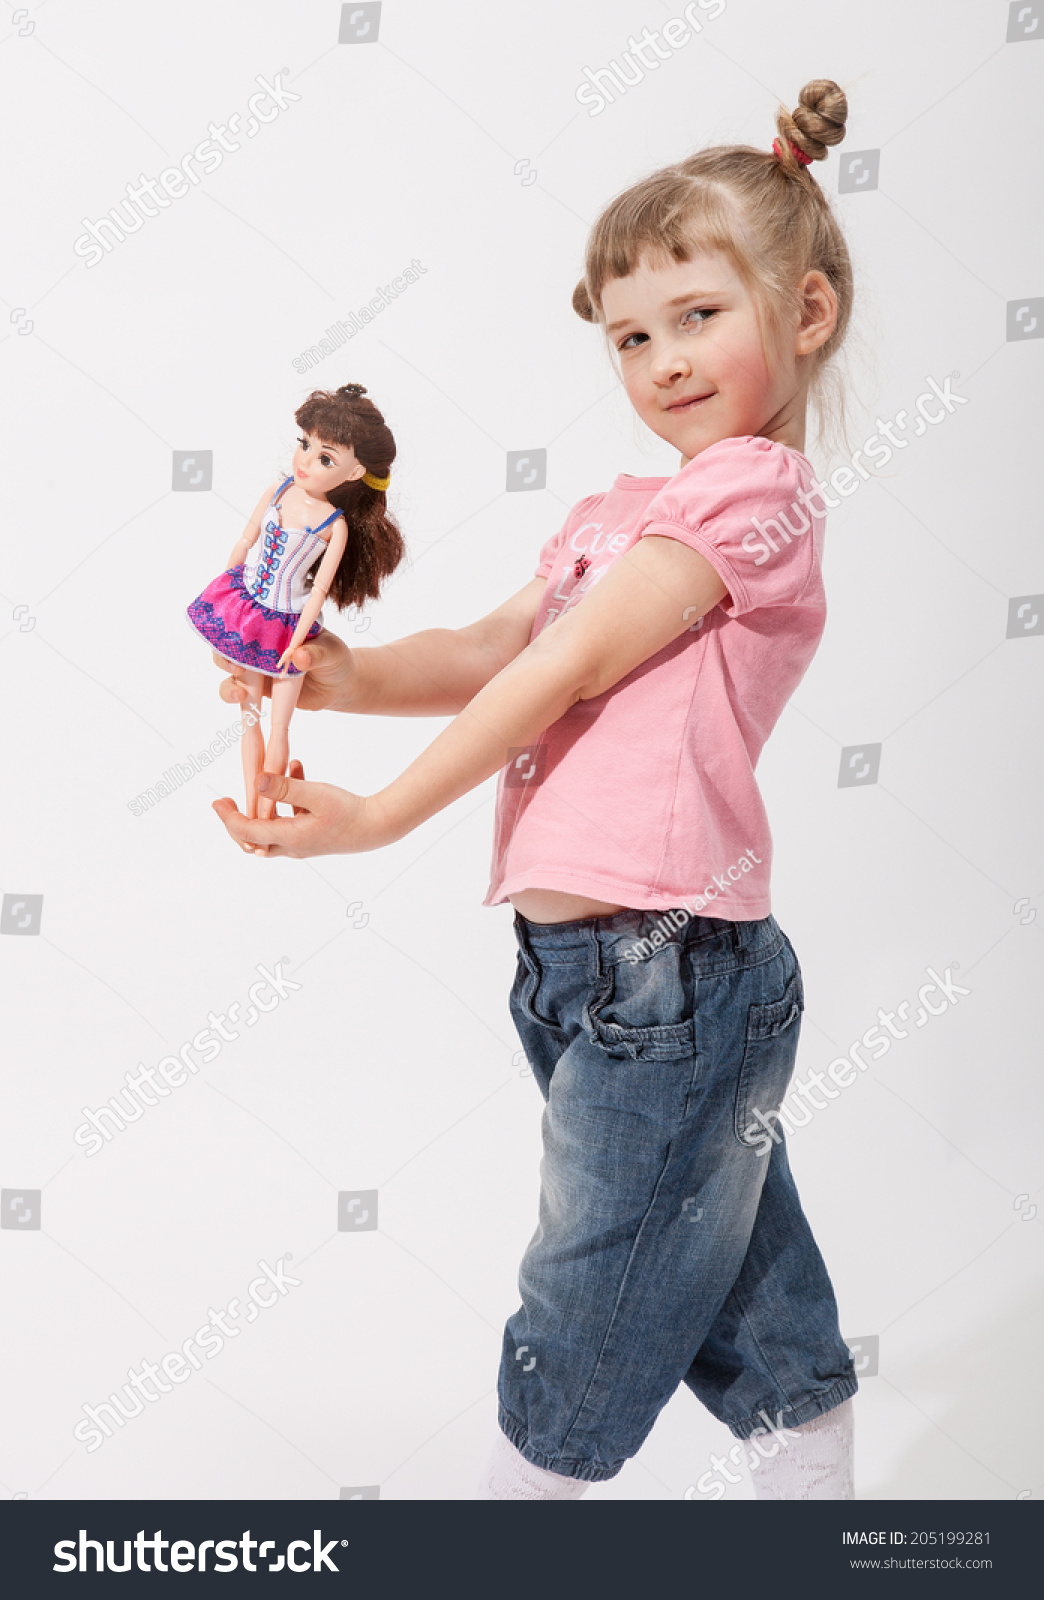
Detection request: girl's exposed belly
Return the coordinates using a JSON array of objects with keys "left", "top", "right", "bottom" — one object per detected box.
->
[{"left": 508, "top": 888, "right": 630, "bottom": 924}]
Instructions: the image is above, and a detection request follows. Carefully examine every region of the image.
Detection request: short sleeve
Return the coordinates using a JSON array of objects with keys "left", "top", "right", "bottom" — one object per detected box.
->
[
  {"left": 534, "top": 493, "right": 605, "bottom": 579},
  {"left": 635, "top": 436, "right": 817, "bottom": 617}
]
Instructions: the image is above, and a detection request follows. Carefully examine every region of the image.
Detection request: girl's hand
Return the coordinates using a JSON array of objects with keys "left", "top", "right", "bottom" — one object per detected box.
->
[
  {"left": 211, "top": 758, "right": 392, "bottom": 858},
  {"left": 213, "top": 629, "right": 358, "bottom": 715}
]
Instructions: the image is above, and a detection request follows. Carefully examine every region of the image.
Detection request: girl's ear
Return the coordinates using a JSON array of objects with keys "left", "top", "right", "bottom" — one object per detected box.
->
[{"left": 795, "top": 270, "right": 837, "bottom": 356}]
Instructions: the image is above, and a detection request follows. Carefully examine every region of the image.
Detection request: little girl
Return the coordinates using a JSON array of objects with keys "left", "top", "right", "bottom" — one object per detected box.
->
[{"left": 213, "top": 78, "right": 859, "bottom": 1500}]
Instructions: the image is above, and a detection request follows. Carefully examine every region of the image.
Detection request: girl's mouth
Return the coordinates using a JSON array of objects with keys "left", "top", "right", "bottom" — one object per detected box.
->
[{"left": 668, "top": 393, "right": 714, "bottom": 413}]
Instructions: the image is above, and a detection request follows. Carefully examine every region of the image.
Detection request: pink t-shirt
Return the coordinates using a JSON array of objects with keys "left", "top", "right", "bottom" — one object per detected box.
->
[{"left": 482, "top": 434, "right": 827, "bottom": 919}]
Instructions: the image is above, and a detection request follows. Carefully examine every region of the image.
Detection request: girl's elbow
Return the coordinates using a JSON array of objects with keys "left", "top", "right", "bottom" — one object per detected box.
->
[{"left": 527, "top": 620, "right": 596, "bottom": 701}]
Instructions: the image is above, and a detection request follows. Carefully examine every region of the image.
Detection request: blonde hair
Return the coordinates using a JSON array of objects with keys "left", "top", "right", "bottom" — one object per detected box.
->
[{"left": 573, "top": 80, "right": 855, "bottom": 457}]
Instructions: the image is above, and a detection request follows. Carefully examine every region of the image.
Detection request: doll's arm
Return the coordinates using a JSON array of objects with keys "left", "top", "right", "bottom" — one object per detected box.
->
[
  {"left": 274, "top": 515, "right": 348, "bottom": 673},
  {"left": 225, "top": 481, "right": 281, "bottom": 570}
]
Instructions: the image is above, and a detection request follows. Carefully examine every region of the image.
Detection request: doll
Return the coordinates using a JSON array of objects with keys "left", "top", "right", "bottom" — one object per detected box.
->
[{"left": 185, "top": 383, "right": 405, "bottom": 822}]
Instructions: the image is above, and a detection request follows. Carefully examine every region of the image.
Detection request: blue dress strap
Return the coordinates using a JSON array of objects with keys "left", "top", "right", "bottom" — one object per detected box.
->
[
  {"left": 272, "top": 475, "right": 294, "bottom": 505},
  {"left": 312, "top": 506, "right": 344, "bottom": 536}
]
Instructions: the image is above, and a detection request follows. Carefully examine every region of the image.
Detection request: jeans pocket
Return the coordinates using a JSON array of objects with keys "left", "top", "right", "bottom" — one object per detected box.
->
[
  {"left": 734, "top": 962, "right": 804, "bottom": 1146},
  {"left": 582, "top": 950, "right": 697, "bottom": 1062}
]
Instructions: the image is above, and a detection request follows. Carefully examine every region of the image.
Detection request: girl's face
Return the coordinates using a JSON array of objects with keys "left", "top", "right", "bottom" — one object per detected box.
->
[
  {"left": 293, "top": 430, "right": 366, "bottom": 496},
  {"left": 600, "top": 247, "right": 824, "bottom": 462}
]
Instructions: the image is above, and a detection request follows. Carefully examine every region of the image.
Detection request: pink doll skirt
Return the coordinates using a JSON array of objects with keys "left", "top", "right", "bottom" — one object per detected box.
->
[{"left": 186, "top": 564, "right": 321, "bottom": 677}]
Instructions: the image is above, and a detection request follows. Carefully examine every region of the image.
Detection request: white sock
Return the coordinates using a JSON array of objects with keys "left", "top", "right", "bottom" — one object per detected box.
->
[
  {"left": 476, "top": 1427, "right": 591, "bottom": 1500},
  {"left": 750, "top": 1398, "right": 855, "bottom": 1500}
]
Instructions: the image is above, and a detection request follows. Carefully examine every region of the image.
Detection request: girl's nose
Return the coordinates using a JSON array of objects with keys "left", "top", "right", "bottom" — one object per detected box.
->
[{"left": 650, "top": 339, "right": 692, "bottom": 385}]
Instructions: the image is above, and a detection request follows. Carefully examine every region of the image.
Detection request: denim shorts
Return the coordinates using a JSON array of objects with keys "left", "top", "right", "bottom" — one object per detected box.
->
[{"left": 498, "top": 907, "right": 857, "bottom": 1484}]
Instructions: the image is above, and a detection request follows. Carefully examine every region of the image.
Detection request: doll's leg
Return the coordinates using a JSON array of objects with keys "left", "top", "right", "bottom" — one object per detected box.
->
[
  {"left": 238, "top": 669, "right": 267, "bottom": 820},
  {"left": 258, "top": 671, "right": 305, "bottom": 822}
]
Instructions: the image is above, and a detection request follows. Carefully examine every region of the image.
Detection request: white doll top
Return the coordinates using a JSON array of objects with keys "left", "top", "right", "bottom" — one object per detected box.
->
[{"left": 242, "top": 476, "right": 343, "bottom": 615}]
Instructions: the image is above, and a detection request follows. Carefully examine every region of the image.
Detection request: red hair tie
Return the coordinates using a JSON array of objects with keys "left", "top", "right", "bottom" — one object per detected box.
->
[{"left": 772, "top": 136, "right": 813, "bottom": 167}]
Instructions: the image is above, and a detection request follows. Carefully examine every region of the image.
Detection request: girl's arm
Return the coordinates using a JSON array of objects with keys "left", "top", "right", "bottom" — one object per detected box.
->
[
  {"left": 370, "top": 536, "right": 727, "bottom": 845},
  {"left": 215, "top": 537, "right": 727, "bottom": 856},
  {"left": 273, "top": 516, "right": 349, "bottom": 673},
  {"left": 214, "top": 573, "right": 546, "bottom": 718},
  {"left": 226, "top": 481, "right": 280, "bottom": 570},
  {"left": 337, "top": 575, "right": 548, "bottom": 715}
]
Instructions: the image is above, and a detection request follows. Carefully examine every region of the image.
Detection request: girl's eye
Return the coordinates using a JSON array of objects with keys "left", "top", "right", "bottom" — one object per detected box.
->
[
  {"left": 617, "top": 307, "right": 717, "bottom": 352},
  {"left": 319, "top": 455, "right": 333, "bottom": 468},
  {"left": 297, "top": 436, "right": 309, "bottom": 451}
]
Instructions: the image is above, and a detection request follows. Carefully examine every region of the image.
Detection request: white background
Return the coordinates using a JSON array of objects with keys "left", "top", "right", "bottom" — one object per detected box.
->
[{"left": 1, "top": 0, "right": 1041, "bottom": 1500}]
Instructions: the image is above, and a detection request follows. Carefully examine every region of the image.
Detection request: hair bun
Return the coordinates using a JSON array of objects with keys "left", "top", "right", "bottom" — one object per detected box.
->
[
  {"left": 337, "top": 382, "right": 368, "bottom": 397},
  {"left": 572, "top": 278, "right": 595, "bottom": 323},
  {"left": 776, "top": 78, "right": 848, "bottom": 165}
]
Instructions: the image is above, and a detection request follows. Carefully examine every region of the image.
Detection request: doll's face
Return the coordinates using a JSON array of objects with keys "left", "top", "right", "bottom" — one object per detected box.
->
[{"left": 293, "top": 430, "right": 366, "bottom": 496}]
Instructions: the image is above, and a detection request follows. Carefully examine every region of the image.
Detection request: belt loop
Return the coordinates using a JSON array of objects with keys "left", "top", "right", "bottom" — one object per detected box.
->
[
  {"left": 513, "top": 908, "right": 533, "bottom": 959},
  {"left": 589, "top": 918, "right": 605, "bottom": 981}
]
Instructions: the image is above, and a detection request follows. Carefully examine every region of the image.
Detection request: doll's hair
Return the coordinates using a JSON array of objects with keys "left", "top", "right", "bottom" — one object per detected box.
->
[
  {"left": 294, "top": 384, "right": 405, "bottom": 611},
  {"left": 572, "top": 80, "right": 854, "bottom": 452}
]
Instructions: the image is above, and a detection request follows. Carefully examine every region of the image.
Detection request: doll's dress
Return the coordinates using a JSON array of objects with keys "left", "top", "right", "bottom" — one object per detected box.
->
[{"left": 185, "top": 477, "right": 343, "bottom": 677}]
